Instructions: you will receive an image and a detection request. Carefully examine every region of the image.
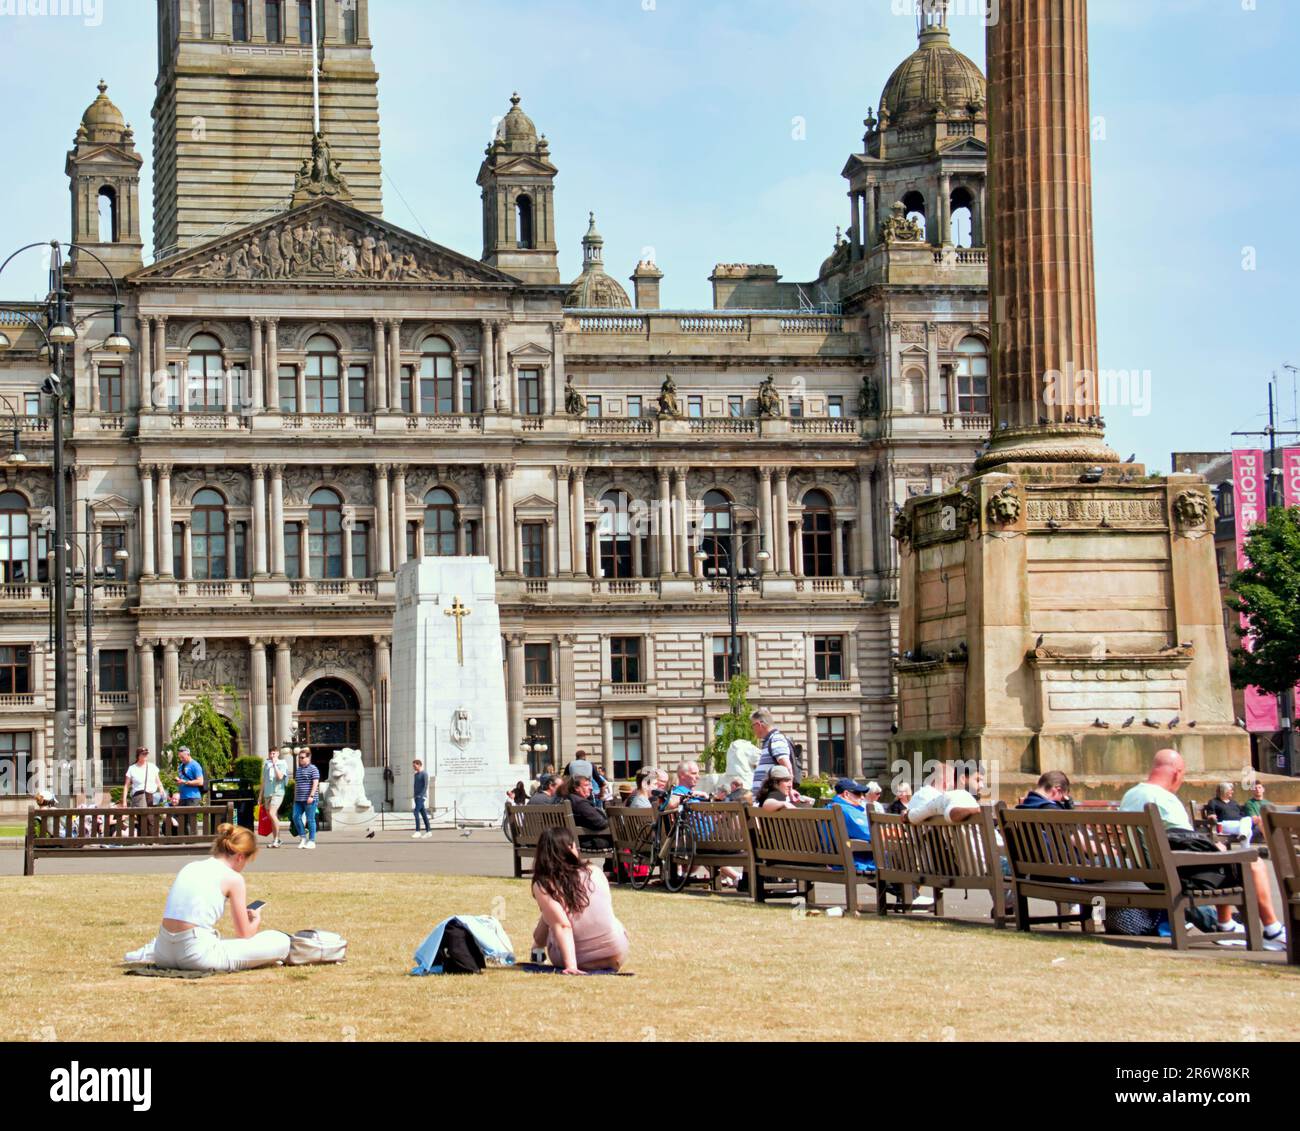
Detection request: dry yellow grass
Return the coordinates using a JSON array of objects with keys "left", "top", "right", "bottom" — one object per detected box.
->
[{"left": 2, "top": 873, "right": 1297, "bottom": 1042}]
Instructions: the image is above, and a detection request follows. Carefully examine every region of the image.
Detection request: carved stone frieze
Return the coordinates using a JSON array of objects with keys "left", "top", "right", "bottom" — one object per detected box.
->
[
  {"left": 179, "top": 640, "right": 250, "bottom": 692},
  {"left": 291, "top": 638, "right": 375, "bottom": 688},
  {"left": 1024, "top": 494, "right": 1167, "bottom": 528}
]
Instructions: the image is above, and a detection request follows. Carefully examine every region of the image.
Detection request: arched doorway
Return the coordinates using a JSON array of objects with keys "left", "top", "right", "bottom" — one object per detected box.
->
[{"left": 296, "top": 678, "right": 361, "bottom": 774}]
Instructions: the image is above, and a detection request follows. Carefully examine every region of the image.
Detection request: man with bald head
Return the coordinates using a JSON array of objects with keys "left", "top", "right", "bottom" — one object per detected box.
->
[{"left": 1121, "top": 749, "right": 1285, "bottom": 945}]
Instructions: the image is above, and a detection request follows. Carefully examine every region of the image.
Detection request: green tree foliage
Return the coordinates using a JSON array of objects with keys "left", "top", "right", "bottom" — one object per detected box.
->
[
  {"left": 1227, "top": 506, "right": 1300, "bottom": 695},
  {"left": 165, "top": 687, "right": 243, "bottom": 782},
  {"left": 704, "top": 674, "right": 756, "bottom": 772}
]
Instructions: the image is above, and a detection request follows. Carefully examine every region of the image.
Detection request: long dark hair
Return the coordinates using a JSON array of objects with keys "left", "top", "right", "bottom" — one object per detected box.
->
[
  {"left": 756, "top": 775, "right": 789, "bottom": 808},
  {"left": 531, "top": 826, "right": 591, "bottom": 916},
  {"left": 511, "top": 781, "right": 528, "bottom": 804}
]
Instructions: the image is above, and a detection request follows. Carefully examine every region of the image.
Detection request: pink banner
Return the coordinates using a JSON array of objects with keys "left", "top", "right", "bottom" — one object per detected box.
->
[
  {"left": 1284, "top": 448, "right": 1300, "bottom": 720},
  {"left": 1232, "top": 450, "right": 1278, "bottom": 732}
]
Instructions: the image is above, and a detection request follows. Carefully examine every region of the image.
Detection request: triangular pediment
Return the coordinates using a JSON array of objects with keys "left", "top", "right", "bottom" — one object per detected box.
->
[
  {"left": 508, "top": 341, "right": 552, "bottom": 359},
  {"left": 488, "top": 155, "right": 559, "bottom": 178},
  {"left": 130, "top": 198, "right": 518, "bottom": 286},
  {"left": 71, "top": 143, "right": 142, "bottom": 167},
  {"left": 514, "top": 493, "right": 557, "bottom": 512},
  {"left": 938, "top": 137, "right": 987, "bottom": 157}
]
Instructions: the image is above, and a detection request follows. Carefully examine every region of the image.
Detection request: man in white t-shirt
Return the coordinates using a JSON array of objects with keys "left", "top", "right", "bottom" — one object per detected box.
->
[
  {"left": 124, "top": 748, "right": 163, "bottom": 836},
  {"left": 906, "top": 763, "right": 982, "bottom": 825}
]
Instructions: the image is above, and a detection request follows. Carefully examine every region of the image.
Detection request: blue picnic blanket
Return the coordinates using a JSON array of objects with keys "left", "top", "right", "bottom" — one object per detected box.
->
[{"left": 411, "top": 915, "right": 516, "bottom": 975}]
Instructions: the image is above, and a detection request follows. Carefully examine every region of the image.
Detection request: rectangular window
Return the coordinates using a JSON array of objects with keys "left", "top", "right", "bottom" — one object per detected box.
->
[
  {"left": 712, "top": 636, "right": 743, "bottom": 682},
  {"left": 517, "top": 369, "right": 542, "bottom": 416},
  {"left": 728, "top": 395, "right": 744, "bottom": 418},
  {"left": 0, "top": 731, "right": 33, "bottom": 797},
  {"left": 102, "top": 526, "right": 127, "bottom": 581},
  {"left": 277, "top": 365, "right": 298, "bottom": 413},
  {"left": 828, "top": 396, "right": 843, "bottom": 419},
  {"left": 610, "top": 637, "right": 642, "bottom": 684},
  {"left": 400, "top": 365, "right": 415, "bottom": 414},
  {"left": 586, "top": 396, "right": 602, "bottom": 418},
  {"left": 611, "top": 719, "right": 643, "bottom": 779},
  {"left": 347, "top": 365, "right": 367, "bottom": 413},
  {"left": 198, "top": 0, "right": 214, "bottom": 38},
  {"left": 462, "top": 367, "right": 476, "bottom": 413},
  {"left": 351, "top": 521, "right": 370, "bottom": 578},
  {"left": 166, "top": 363, "right": 181, "bottom": 412},
  {"left": 298, "top": 0, "right": 312, "bottom": 43},
  {"left": 522, "top": 523, "right": 546, "bottom": 578},
  {"left": 688, "top": 396, "right": 703, "bottom": 418},
  {"left": 626, "top": 395, "right": 642, "bottom": 419},
  {"left": 284, "top": 524, "right": 301, "bottom": 579},
  {"left": 1216, "top": 548, "right": 1229, "bottom": 585},
  {"left": 23, "top": 392, "right": 41, "bottom": 416},
  {"left": 817, "top": 716, "right": 848, "bottom": 778},
  {"left": 234, "top": 521, "right": 247, "bottom": 579},
  {"left": 231, "top": 0, "right": 248, "bottom": 41},
  {"left": 172, "top": 524, "right": 183, "bottom": 580},
  {"left": 0, "top": 646, "right": 31, "bottom": 694},
  {"left": 342, "top": 2, "right": 357, "bottom": 42},
  {"left": 814, "top": 636, "right": 845, "bottom": 681},
  {"left": 405, "top": 523, "right": 417, "bottom": 562},
  {"left": 98, "top": 649, "right": 128, "bottom": 693},
  {"left": 98, "top": 365, "right": 124, "bottom": 412},
  {"left": 524, "top": 643, "right": 552, "bottom": 687},
  {"left": 0, "top": 500, "right": 31, "bottom": 584},
  {"left": 265, "top": 0, "right": 283, "bottom": 41},
  {"left": 100, "top": 726, "right": 130, "bottom": 791},
  {"left": 789, "top": 397, "right": 804, "bottom": 418}
]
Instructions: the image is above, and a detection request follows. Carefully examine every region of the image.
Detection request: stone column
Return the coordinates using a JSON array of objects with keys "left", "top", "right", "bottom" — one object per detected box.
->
[
  {"left": 270, "top": 465, "right": 286, "bottom": 576},
  {"left": 774, "top": 471, "right": 790, "bottom": 575},
  {"left": 832, "top": 520, "right": 845, "bottom": 576},
  {"left": 387, "top": 319, "right": 402, "bottom": 411},
  {"left": 601, "top": 715, "right": 615, "bottom": 778},
  {"left": 506, "top": 634, "right": 525, "bottom": 764},
  {"left": 656, "top": 469, "right": 673, "bottom": 579},
  {"left": 182, "top": 521, "right": 194, "bottom": 581},
  {"left": 274, "top": 639, "right": 293, "bottom": 746},
  {"left": 757, "top": 468, "right": 773, "bottom": 574},
  {"left": 375, "top": 464, "right": 392, "bottom": 577},
  {"left": 570, "top": 468, "right": 587, "bottom": 576},
  {"left": 982, "top": 0, "right": 1114, "bottom": 464},
  {"left": 373, "top": 634, "right": 391, "bottom": 768},
  {"left": 496, "top": 322, "right": 510, "bottom": 412},
  {"left": 249, "top": 318, "right": 264, "bottom": 413},
  {"left": 373, "top": 319, "right": 389, "bottom": 411},
  {"left": 482, "top": 321, "right": 496, "bottom": 409},
  {"left": 547, "top": 518, "right": 558, "bottom": 578},
  {"left": 139, "top": 465, "right": 156, "bottom": 576},
  {"left": 265, "top": 318, "right": 280, "bottom": 410},
  {"left": 500, "top": 465, "right": 517, "bottom": 574},
  {"left": 89, "top": 359, "right": 100, "bottom": 412},
  {"left": 295, "top": 364, "right": 306, "bottom": 415},
  {"left": 848, "top": 712, "right": 863, "bottom": 778},
  {"left": 558, "top": 633, "right": 577, "bottom": 760},
  {"left": 856, "top": 465, "right": 875, "bottom": 575},
  {"left": 939, "top": 172, "right": 952, "bottom": 246},
  {"left": 673, "top": 470, "right": 690, "bottom": 576},
  {"left": 137, "top": 315, "right": 153, "bottom": 410},
  {"left": 791, "top": 520, "right": 804, "bottom": 578},
  {"left": 483, "top": 464, "right": 499, "bottom": 568},
  {"left": 631, "top": 530, "right": 643, "bottom": 578},
  {"left": 645, "top": 715, "right": 659, "bottom": 767},
  {"left": 137, "top": 639, "right": 156, "bottom": 756},
  {"left": 249, "top": 638, "right": 268, "bottom": 760},
  {"left": 152, "top": 316, "right": 167, "bottom": 404},
  {"left": 157, "top": 465, "right": 174, "bottom": 577},
  {"left": 251, "top": 464, "right": 268, "bottom": 577},
  {"left": 393, "top": 466, "right": 408, "bottom": 567},
  {"left": 161, "top": 640, "right": 181, "bottom": 738},
  {"left": 549, "top": 320, "right": 565, "bottom": 416}
]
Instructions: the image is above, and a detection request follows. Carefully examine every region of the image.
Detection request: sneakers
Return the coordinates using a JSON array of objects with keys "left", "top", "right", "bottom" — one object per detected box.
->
[
  {"left": 304, "top": 841, "right": 316, "bottom": 850},
  {"left": 412, "top": 831, "right": 424, "bottom": 839},
  {"left": 422, "top": 831, "right": 434, "bottom": 839},
  {"left": 297, "top": 837, "right": 308, "bottom": 849},
  {"left": 1215, "top": 919, "right": 1245, "bottom": 935},
  {"left": 1264, "top": 922, "right": 1286, "bottom": 943},
  {"left": 270, "top": 838, "right": 281, "bottom": 849}
]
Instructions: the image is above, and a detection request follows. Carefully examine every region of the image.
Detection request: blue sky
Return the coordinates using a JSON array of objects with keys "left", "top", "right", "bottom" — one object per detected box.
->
[{"left": 1, "top": 0, "right": 1297, "bottom": 465}]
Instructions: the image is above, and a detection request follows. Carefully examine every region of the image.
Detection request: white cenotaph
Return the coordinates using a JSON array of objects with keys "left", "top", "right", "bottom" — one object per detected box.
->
[{"left": 390, "top": 558, "right": 518, "bottom": 822}]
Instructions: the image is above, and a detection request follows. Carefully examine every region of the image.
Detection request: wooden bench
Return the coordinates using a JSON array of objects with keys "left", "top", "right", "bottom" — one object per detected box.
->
[
  {"left": 505, "top": 801, "right": 613, "bottom": 879},
  {"left": 868, "top": 806, "right": 1012, "bottom": 927},
  {"left": 997, "top": 802, "right": 1264, "bottom": 950},
  {"left": 24, "top": 805, "right": 234, "bottom": 876},
  {"left": 1261, "top": 808, "right": 1300, "bottom": 965},
  {"left": 743, "top": 806, "right": 874, "bottom": 916},
  {"left": 607, "top": 805, "right": 656, "bottom": 884},
  {"left": 679, "top": 802, "right": 753, "bottom": 891}
]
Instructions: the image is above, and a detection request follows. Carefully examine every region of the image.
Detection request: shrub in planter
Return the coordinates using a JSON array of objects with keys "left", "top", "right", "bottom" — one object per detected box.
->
[{"left": 233, "top": 756, "right": 264, "bottom": 791}]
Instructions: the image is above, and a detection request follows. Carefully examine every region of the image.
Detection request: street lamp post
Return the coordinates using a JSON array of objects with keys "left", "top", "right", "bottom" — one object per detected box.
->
[
  {"left": 695, "top": 502, "right": 770, "bottom": 681},
  {"left": 519, "top": 717, "right": 549, "bottom": 776}
]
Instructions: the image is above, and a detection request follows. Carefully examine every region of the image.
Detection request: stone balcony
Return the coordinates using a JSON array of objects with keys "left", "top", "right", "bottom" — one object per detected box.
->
[
  {"left": 504, "top": 575, "right": 887, "bottom": 604},
  {"left": 839, "top": 243, "right": 988, "bottom": 298},
  {"left": 138, "top": 576, "right": 395, "bottom": 608}
]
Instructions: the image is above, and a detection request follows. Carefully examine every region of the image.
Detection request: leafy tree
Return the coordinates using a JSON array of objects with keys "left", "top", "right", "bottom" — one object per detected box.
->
[
  {"left": 1227, "top": 506, "right": 1300, "bottom": 695},
  {"left": 164, "top": 687, "right": 243, "bottom": 782},
  {"left": 704, "top": 674, "right": 756, "bottom": 773}
]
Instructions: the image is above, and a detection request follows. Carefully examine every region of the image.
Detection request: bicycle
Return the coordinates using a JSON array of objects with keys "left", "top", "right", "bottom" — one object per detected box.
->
[{"left": 627, "top": 797, "right": 699, "bottom": 893}]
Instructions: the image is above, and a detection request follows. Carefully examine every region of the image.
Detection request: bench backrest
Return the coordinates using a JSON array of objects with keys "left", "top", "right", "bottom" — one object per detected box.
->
[
  {"left": 27, "top": 805, "right": 233, "bottom": 846},
  {"left": 869, "top": 806, "right": 1000, "bottom": 880},
  {"left": 1262, "top": 808, "right": 1300, "bottom": 899},
  {"left": 743, "top": 805, "right": 853, "bottom": 871},
  {"left": 506, "top": 801, "right": 576, "bottom": 848},
  {"left": 607, "top": 805, "right": 655, "bottom": 852},
  {"left": 680, "top": 802, "right": 750, "bottom": 853},
  {"left": 996, "top": 802, "right": 1175, "bottom": 889}
]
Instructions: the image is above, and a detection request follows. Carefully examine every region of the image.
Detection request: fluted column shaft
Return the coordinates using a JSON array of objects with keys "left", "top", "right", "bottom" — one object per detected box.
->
[
  {"left": 673, "top": 471, "right": 690, "bottom": 576},
  {"left": 157, "top": 466, "right": 174, "bottom": 578},
  {"left": 483, "top": 465, "right": 499, "bottom": 568},
  {"left": 657, "top": 469, "right": 673, "bottom": 578},
  {"left": 249, "top": 639, "right": 269, "bottom": 760},
  {"left": 139, "top": 466, "right": 156, "bottom": 576}
]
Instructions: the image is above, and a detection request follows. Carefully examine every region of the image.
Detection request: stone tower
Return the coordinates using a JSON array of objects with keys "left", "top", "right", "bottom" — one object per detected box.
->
[
  {"left": 66, "top": 81, "right": 145, "bottom": 280},
  {"left": 477, "top": 94, "right": 561, "bottom": 285},
  {"left": 151, "top": 0, "right": 383, "bottom": 258}
]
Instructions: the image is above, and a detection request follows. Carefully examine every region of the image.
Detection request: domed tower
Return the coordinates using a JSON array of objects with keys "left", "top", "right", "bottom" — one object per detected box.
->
[
  {"left": 65, "top": 80, "right": 144, "bottom": 279},
  {"left": 564, "top": 214, "right": 631, "bottom": 309},
  {"left": 840, "top": 1, "right": 987, "bottom": 258},
  {"left": 477, "top": 93, "right": 561, "bottom": 285}
]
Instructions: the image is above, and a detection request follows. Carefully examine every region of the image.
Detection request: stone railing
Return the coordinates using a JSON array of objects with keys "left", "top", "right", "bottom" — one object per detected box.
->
[
  {"left": 942, "top": 413, "right": 991, "bottom": 432},
  {"left": 282, "top": 413, "right": 376, "bottom": 431},
  {"left": 0, "top": 694, "right": 36, "bottom": 707},
  {"left": 575, "top": 314, "right": 648, "bottom": 334},
  {"left": 524, "top": 684, "right": 555, "bottom": 699},
  {"left": 582, "top": 418, "right": 655, "bottom": 435},
  {"left": 17, "top": 417, "right": 51, "bottom": 434},
  {"left": 679, "top": 315, "right": 746, "bottom": 334},
  {"left": 520, "top": 417, "right": 545, "bottom": 431},
  {"left": 591, "top": 579, "right": 659, "bottom": 596},
  {"left": 778, "top": 315, "right": 844, "bottom": 334},
  {"left": 688, "top": 418, "right": 757, "bottom": 435},
  {"left": 169, "top": 412, "right": 250, "bottom": 431},
  {"left": 97, "top": 691, "right": 130, "bottom": 706},
  {"left": 609, "top": 682, "right": 648, "bottom": 696},
  {"left": 405, "top": 414, "right": 482, "bottom": 432},
  {"left": 812, "top": 679, "right": 850, "bottom": 693},
  {"left": 524, "top": 580, "right": 550, "bottom": 595},
  {"left": 288, "top": 579, "right": 377, "bottom": 597},
  {"left": 933, "top": 248, "right": 988, "bottom": 266},
  {"left": 0, "top": 583, "right": 45, "bottom": 601},
  {"left": 791, "top": 418, "right": 858, "bottom": 435}
]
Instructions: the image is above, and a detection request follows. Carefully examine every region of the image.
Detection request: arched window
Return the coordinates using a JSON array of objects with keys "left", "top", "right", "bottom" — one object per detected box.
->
[
  {"left": 309, "top": 488, "right": 345, "bottom": 579},
  {"left": 0, "top": 491, "right": 30, "bottom": 584},
  {"left": 305, "top": 334, "right": 341, "bottom": 414},
  {"left": 598, "top": 490, "right": 634, "bottom": 578},
  {"left": 296, "top": 677, "right": 360, "bottom": 773},
  {"left": 901, "top": 190, "right": 927, "bottom": 241},
  {"left": 187, "top": 333, "right": 224, "bottom": 414},
  {"left": 801, "top": 490, "right": 834, "bottom": 577},
  {"left": 949, "top": 186, "right": 974, "bottom": 248},
  {"left": 699, "top": 490, "right": 734, "bottom": 576},
  {"left": 423, "top": 489, "right": 458, "bottom": 558},
  {"left": 954, "top": 337, "right": 990, "bottom": 416},
  {"left": 516, "top": 194, "right": 535, "bottom": 250},
  {"left": 97, "top": 186, "right": 118, "bottom": 244},
  {"left": 192, "top": 488, "right": 228, "bottom": 580},
  {"left": 419, "top": 336, "right": 455, "bottom": 415}
]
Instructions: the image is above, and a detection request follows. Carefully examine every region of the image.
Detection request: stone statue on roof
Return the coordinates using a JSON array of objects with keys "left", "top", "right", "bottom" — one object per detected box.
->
[
  {"left": 757, "top": 374, "right": 781, "bottom": 418},
  {"left": 657, "top": 374, "right": 681, "bottom": 418}
]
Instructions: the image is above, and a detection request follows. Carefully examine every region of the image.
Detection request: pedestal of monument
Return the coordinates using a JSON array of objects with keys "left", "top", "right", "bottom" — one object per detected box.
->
[
  {"left": 389, "top": 558, "right": 520, "bottom": 822},
  {"left": 888, "top": 465, "right": 1250, "bottom": 782}
]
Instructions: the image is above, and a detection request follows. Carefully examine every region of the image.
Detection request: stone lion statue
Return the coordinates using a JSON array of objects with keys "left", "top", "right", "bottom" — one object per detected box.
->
[
  {"left": 986, "top": 486, "right": 1022, "bottom": 526},
  {"left": 322, "top": 747, "right": 375, "bottom": 829},
  {"left": 1173, "top": 488, "right": 1211, "bottom": 530}
]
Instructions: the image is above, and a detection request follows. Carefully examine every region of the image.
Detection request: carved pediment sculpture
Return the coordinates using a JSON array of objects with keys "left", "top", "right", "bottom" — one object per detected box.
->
[{"left": 880, "top": 201, "right": 924, "bottom": 243}]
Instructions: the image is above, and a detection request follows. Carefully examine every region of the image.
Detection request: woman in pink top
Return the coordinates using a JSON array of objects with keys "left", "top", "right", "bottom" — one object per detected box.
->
[{"left": 530, "top": 827, "right": 629, "bottom": 974}]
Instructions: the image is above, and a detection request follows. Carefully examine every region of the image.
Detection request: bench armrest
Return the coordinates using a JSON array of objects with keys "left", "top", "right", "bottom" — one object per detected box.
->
[
  {"left": 848, "top": 839, "right": 871, "bottom": 853},
  {"left": 1168, "top": 848, "right": 1258, "bottom": 867}
]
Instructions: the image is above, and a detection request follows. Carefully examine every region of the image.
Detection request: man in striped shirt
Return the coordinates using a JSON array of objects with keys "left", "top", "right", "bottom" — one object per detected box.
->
[
  {"left": 750, "top": 708, "right": 796, "bottom": 794},
  {"left": 293, "top": 748, "right": 321, "bottom": 850}
]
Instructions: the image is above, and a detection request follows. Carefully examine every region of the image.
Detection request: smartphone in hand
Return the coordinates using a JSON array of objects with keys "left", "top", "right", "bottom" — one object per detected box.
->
[{"left": 247, "top": 900, "right": 266, "bottom": 912}]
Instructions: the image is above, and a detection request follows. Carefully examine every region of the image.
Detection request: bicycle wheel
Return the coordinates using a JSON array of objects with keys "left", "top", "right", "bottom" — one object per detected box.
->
[
  {"left": 627, "top": 822, "right": 657, "bottom": 890},
  {"left": 662, "top": 816, "right": 697, "bottom": 893}
]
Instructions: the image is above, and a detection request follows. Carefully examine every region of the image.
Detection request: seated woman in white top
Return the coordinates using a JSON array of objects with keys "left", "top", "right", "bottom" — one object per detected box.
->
[{"left": 127, "top": 823, "right": 291, "bottom": 971}]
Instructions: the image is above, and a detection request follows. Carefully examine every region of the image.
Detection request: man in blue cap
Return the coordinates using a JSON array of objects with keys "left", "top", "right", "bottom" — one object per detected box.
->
[{"left": 826, "top": 777, "right": 875, "bottom": 872}]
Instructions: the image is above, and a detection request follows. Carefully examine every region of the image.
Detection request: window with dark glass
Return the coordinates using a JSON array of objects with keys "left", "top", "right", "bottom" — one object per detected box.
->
[
  {"left": 0, "top": 491, "right": 30, "bottom": 584},
  {"left": 347, "top": 365, "right": 368, "bottom": 413},
  {"left": 284, "top": 524, "right": 301, "bottom": 579},
  {"left": 187, "top": 333, "right": 224, "bottom": 413},
  {"left": 423, "top": 489, "right": 457, "bottom": 557},
  {"left": 1216, "top": 484, "right": 1234, "bottom": 521},
  {"left": 0, "top": 731, "right": 33, "bottom": 797},
  {"left": 198, "top": 0, "right": 214, "bottom": 38},
  {"left": 98, "top": 365, "right": 124, "bottom": 412},
  {"left": 305, "top": 335, "right": 341, "bottom": 414},
  {"left": 789, "top": 397, "right": 804, "bottom": 418},
  {"left": 351, "top": 521, "right": 370, "bottom": 578},
  {"left": 699, "top": 490, "right": 733, "bottom": 575},
  {"left": 0, "top": 646, "right": 31, "bottom": 694},
  {"left": 955, "top": 337, "right": 990, "bottom": 415},
  {"left": 461, "top": 367, "right": 476, "bottom": 413},
  {"left": 309, "top": 488, "right": 345, "bottom": 579},
  {"left": 611, "top": 719, "right": 643, "bottom": 778},
  {"left": 172, "top": 524, "right": 183, "bottom": 580},
  {"left": 524, "top": 643, "right": 552, "bottom": 687},
  {"left": 232, "top": 0, "right": 248, "bottom": 41},
  {"left": 100, "top": 726, "right": 129, "bottom": 788},
  {"left": 420, "top": 336, "right": 454, "bottom": 414},
  {"left": 98, "top": 649, "right": 128, "bottom": 693},
  {"left": 712, "top": 635, "right": 743, "bottom": 682},
  {"left": 517, "top": 369, "right": 542, "bottom": 415},
  {"left": 801, "top": 489, "right": 834, "bottom": 577},
  {"left": 278, "top": 364, "right": 298, "bottom": 413},
  {"left": 610, "top": 637, "right": 642, "bottom": 684},
  {"left": 265, "top": 0, "right": 283, "bottom": 41},
  {"left": 598, "top": 490, "right": 634, "bottom": 578},
  {"left": 400, "top": 365, "right": 415, "bottom": 414},
  {"left": 102, "top": 526, "right": 127, "bottom": 581},
  {"left": 342, "top": 1, "right": 357, "bottom": 42},
  {"left": 191, "top": 489, "right": 228, "bottom": 580},
  {"left": 817, "top": 716, "right": 847, "bottom": 777},
  {"left": 234, "top": 522, "right": 247, "bottom": 579},
  {"left": 522, "top": 523, "right": 546, "bottom": 578},
  {"left": 298, "top": 0, "right": 313, "bottom": 43},
  {"left": 814, "top": 636, "right": 845, "bottom": 681}
]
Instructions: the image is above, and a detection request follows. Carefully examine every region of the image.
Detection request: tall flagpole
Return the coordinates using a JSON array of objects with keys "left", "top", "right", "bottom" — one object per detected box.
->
[{"left": 310, "top": 0, "right": 321, "bottom": 134}]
